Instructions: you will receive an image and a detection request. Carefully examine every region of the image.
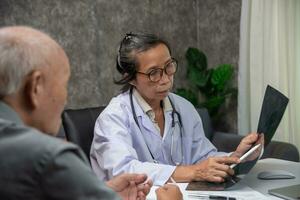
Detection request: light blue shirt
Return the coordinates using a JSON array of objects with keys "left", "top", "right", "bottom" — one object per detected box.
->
[{"left": 90, "top": 90, "right": 227, "bottom": 186}]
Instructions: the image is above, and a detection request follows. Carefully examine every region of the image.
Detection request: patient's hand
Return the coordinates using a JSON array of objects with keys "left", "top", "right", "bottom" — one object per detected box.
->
[
  {"left": 106, "top": 173, "right": 152, "bottom": 200},
  {"left": 156, "top": 184, "right": 183, "bottom": 200}
]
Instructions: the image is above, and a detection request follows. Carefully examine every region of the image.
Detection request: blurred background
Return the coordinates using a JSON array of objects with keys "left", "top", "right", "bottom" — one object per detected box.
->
[
  {"left": 0, "top": 0, "right": 241, "bottom": 133},
  {"left": 2, "top": 0, "right": 299, "bottom": 151}
]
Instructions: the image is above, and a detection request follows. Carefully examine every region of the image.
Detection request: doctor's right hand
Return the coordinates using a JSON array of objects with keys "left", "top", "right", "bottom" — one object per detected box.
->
[
  {"left": 172, "top": 156, "right": 240, "bottom": 183},
  {"left": 156, "top": 184, "right": 183, "bottom": 200}
]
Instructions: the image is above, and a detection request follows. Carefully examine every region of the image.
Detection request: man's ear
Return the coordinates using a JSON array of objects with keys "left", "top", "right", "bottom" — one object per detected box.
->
[{"left": 23, "top": 70, "right": 45, "bottom": 109}]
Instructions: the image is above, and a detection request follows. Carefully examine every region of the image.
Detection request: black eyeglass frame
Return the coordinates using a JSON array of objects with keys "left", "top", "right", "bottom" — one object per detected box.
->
[{"left": 136, "top": 58, "right": 178, "bottom": 82}]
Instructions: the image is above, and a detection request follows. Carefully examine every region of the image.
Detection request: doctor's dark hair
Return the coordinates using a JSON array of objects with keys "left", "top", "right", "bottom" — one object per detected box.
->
[{"left": 114, "top": 32, "right": 171, "bottom": 92}]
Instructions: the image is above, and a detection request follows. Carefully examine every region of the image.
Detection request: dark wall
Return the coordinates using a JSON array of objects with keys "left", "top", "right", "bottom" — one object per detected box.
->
[{"left": 0, "top": 0, "right": 241, "bottom": 132}]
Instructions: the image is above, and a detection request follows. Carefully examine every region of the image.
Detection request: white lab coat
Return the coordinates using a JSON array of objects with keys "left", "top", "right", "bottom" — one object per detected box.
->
[{"left": 90, "top": 90, "right": 227, "bottom": 185}]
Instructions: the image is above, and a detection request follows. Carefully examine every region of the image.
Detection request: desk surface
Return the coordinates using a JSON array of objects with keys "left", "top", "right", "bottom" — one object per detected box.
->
[
  {"left": 241, "top": 158, "right": 300, "bottom": 199},
  {"left": 147, "top": 158, "right": 300, "bottom": 200}
]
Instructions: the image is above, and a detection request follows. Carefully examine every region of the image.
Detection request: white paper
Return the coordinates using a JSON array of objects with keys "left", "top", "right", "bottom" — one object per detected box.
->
[
  {"left": 188, "top": 187, "right": 269, "bottom": 200},
  {"left": 146, "top": 183, "right": 271, "bottom": 200}
]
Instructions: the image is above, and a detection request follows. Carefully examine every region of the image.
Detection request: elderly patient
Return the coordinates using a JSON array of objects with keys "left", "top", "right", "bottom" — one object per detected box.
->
[{"left": 0, "top": 26, "right": 182, "bottom": 200}]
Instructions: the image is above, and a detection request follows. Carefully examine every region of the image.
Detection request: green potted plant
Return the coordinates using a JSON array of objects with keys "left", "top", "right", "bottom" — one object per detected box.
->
[{"left": 176, "top": 47, "right": 237, "bottom": 121}]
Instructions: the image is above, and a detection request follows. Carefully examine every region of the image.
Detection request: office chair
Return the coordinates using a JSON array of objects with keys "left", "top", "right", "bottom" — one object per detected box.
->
[
  {"left": 61, "top": 106, "right": 299, "bottom": 163},
  {"left": 61, "top": 106, "right": 106, "bottom": 161},
  {"left": 60, "top": 107, "right": 211, "bottom": 162}
]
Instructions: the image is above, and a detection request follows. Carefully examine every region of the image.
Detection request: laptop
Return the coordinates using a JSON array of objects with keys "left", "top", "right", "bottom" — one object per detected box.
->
[
  {"left": 187, "top": 85, "right": 289, "bottom": 191},
  {"left": 269, "top": 184, "right": 300, "bottom": 200}
]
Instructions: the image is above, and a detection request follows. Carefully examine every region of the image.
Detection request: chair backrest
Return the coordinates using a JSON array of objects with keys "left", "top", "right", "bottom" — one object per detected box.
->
[
  {"left": 61, "top": 106, "right": 106, "bottom": 161},
  {"left": 61, "top": 106, "right": 213, "bottom": 160},
  {"left": 196, "top": 108, "right": 214, "bottom": 140}
]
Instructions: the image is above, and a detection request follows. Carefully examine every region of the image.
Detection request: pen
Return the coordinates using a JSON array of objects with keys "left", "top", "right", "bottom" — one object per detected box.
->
[
  {"left": 142, "top": 177, "right": 151, "bottom": 185},
  {"left": 188, "top": 194, "right": 236, "bottom": 200},
  {"left": 209, "top": 195, "right": 236, "bottom": 200},
  {"left": 230, "top": 143, "right": 261, "bottom": 168},
  {"left": 169, "top": 177, "right": 177, "bottom": 184}
]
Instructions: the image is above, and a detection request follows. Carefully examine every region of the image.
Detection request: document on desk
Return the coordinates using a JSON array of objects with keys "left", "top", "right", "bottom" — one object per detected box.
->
[
  {"left": 146, "top": 183, "right": 270, "bottom": 200},
  {"left": 187, "top": 183, "right": 269, "bottom": 200},
  {"left": 146, "top": 183, "right": 190, "bottom": 200}
]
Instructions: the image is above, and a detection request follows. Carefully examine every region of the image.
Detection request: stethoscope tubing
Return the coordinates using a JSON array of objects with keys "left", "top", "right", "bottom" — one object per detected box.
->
[{"left": 129, "top": 88, "right": 184, "bottom": 165}]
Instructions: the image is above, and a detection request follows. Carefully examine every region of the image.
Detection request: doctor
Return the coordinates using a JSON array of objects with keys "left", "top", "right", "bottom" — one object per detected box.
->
[{"left": 90, "top": 33, "right": 262, "bottom": 186}]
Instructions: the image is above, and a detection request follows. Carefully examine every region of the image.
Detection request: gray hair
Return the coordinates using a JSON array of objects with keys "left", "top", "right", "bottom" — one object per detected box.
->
[
  {"left": 0, "top": 26, "right": 60, "bottom": 98},
  {"left": 115, "top": 32, "right": 171, "bottom": 92}
]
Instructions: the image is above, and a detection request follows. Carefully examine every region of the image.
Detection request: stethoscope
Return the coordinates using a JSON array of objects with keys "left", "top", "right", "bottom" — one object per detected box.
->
[{"left": 129, "top": 87, "right": 184, "bottom": 165}]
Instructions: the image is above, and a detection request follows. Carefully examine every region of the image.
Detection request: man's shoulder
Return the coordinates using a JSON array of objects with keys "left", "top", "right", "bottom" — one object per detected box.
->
[
  {"left": 0, "top": 120, "right": 84, "bottom": 166},
  {"left": 0, "top": 120, "right": 88, "bottom": 199},
  {"left": 0, "top": 120, "right": 115, "bottom": 200}
]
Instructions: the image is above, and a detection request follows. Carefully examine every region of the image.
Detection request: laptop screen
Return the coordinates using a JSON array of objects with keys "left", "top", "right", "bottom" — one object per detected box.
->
[{"left": 269, "top": 184, "right": 300, "bottom": 200}]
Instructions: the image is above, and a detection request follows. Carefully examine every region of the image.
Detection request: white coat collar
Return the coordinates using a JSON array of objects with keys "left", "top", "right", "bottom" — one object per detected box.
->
[{"left": 132, "top": 88, "right": 173, "bottom": 116}]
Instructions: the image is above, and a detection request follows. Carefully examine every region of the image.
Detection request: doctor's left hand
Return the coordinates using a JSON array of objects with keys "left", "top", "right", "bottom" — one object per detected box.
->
[
  {"left": 231, "top": 132, "right": 264, "bottom": 161},
  {"left": 106, "top": 173, "right": 152, "bottom": 200}
]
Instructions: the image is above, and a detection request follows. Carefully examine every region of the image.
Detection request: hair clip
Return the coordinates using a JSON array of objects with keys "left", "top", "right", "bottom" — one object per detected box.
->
[
  {"left": 118, "top": 32, "right": 135, "bottom": 55},
  {"left": 124, "top": 32, "right": 134, "bottom": 40}
]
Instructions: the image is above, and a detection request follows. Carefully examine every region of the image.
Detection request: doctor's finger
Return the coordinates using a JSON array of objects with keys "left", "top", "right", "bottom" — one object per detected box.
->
[
  {"left": 214, "top": 163, "right": 234, "bottom": 176},
  {"left": 207, "top": 174, "right": 225, "bottom": 183},
  {"left": 215, "top": 156, "right": 240, "bottom": 164},
  {"left": 213, "top": 169, "right": 231, "bottom": 179},
  {"left": 243, "top": 132, "right": 259, "bottom": 143},
  {"left": 256, "top": 134, "right": 264, "bottom": 145}
]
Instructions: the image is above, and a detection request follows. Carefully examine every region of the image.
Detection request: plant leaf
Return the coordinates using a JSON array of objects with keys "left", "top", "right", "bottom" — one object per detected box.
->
[
  {"left": 175, "top": 88, "right": 198, "bottom": 106},
  {"left": 200, "top": 95, "right": 225, "bottom": 116},
  {"left": 188, "top": 67, "right": 210, "bottom": 88},
  {"left": 211, "top": 64, "right": 233, "bottom": 92},
  {"left": 186, "top": 47, "right": 207, "bottom": 71},
  {"left": 181, "top": 47, "right": 237, "bottom": 121}
]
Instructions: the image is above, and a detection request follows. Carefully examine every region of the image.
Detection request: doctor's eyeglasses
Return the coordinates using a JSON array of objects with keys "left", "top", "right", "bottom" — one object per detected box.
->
[{"left": 136, "top": 58, "right": 178, "bottom": 82}]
